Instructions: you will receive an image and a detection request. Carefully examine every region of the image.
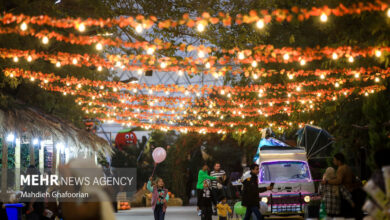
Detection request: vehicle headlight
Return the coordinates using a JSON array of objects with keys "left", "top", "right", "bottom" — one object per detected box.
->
[
  {"left": 304, "top": 195, "right": 311, "bottom": 203},
  {"left": 261, "top": 197, "right": 268, "bottom": 203}
]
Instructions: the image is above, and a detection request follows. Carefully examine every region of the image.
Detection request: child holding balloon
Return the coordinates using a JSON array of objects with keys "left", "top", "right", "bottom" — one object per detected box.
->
[
  {"left": 147, "top": 177, "right": 169, "bottom": 220},
  {"left": 148, "top": 147, "right": 169, "bottom": 220}
]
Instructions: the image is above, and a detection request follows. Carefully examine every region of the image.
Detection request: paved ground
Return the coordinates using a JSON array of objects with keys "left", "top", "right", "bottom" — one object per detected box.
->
[
  {"left": 115, "top": 206, "right": 304, "bottom": 220},
  {"left": 115, "top": 206, "right": 217, "bottom": 220}
]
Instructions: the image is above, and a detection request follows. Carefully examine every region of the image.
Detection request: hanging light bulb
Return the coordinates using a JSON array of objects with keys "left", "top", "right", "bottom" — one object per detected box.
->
[
  {"left": 320, "top": 13, "right": 328, "bottom": 22},
  {"left": 30, "top": 77, "right": 35, "bottom": 81},
  {"left": 160, "top": 62, "right": 167, "bottom": 69},
  {"left": 227, "top": 93, "right": 231, "bottom": 98},
  {"left": 205, "top": 62, "right": 211, "bottom": 69},
  {"left": 197, "top": 23, "right": 205, "bottom": 32},
  {"left": 238, "top": 52, "right": 245, "bottom": 60},
  {"left": 97, "top": 66, "right": 102, "bottom": 71},
  {"left": 348, "top": 56, "right": 354, "bottom": 63},
  {"left": 13, "top": 57, "right": 19, "bottom": 62},
  {"left": 27, "top": 55, "right": 32, "bottom": 62},
  {"left": 335, "top": 82, "right": 340, "bottom": 88},
  {"left": 256, "top": 19, "right": 265, "bottom": 29},
  {"left": 296, "top": 86, "right": 301, "bottom": 92},
  {"left": 375, "top": 77, "right": 380, "bottom": 82},
  {"left": 387, "top": 8, "right": 390, "bottom": 17},
  {"left": 251, "top": 60, "right": 258, "bottom": 67},
  {"left": 283, "top": 54, "right": 289, "bottom": 60},
  {"left": 20, "top": 22, "right": 28, "bottom": 31},
  {"left": 55, "top": 61, "right": 61, "bottom": 67},
  {"left": 135, "top": 24, "right": 143, "bottom": 33},
  {"left": 137, "top": 69, "right": 143, "bottom": 75},
  {"left": 252, "top": 74, "right": 259, "bottom": 80},
  {"left": 72, "top": 58, "right": 78, "bottom": 64},
  {"left": 320, "top": 74, "right": 325, "bottom": 79},
  {"left": 78, "top": 23, "right": 86, "bottom": 32},
  {"left": 96, "top": 43, "right": 103, "bottom": 51},
  {"left": 42, "top": 36, "right": 49, "bottom": 44},
  {"left": 332, "top": 53, "right": 338, "bottom": 60},
  {"left": 354, "top": 73, "right": 360, "bottom": 78},
  {"left": 300, "top": 59, "right": 306, "bottom": 66},
  {"left": 147, "top": 47, "right": 155, "bottom": 55},
  {"left": 178, "top": 70, "right": 184, "bottom": 76},
  {"left": 375, "top": 50, "right": 382, "bottom": 57},
  {"left": 288, "top": 74, "right": 294, "bottom": 80},
  {"left": 198, "top": 50, "right": 205, "bottom": 58}
]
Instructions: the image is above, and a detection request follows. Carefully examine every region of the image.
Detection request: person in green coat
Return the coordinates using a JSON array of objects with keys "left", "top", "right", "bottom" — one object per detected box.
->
[{"left": 196, "top": 164, "right": 217, "bottom": 215}]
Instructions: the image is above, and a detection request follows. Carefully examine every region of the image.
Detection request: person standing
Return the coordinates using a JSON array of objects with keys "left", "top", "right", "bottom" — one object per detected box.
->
[
  {"left": 210, "top": 162, "right": 226, "bottom": 212},
  {"left": 198, "top": 180, "right": 214, "bottom": 220},
  {"left": 318, "top": 167, "right": 355, "bottom": 217},
  {"left": 323, "top": 153, "right": 365, "bottom": 219},
  {"left": 147, "top": 177, "right": 169, "bottom": 220},
  {"left": 242, "top": 164, "right": 273, "bottom": 220},
  {"left": 196, "top": 164, "right": 217, "bottom": 214}
]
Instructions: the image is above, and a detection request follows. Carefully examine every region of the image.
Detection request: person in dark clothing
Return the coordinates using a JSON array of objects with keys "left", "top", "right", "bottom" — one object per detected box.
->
[
  {"left": 242, "top": 164, "right": 273, "bottom": 220},
  {"left": 324, "top": 153, "right": 365, "bottom": 220},
  {"left": 197, "top": 180, "right": 214, "bottom": 220},
  {"left": 23, "top": 165, "right": 46, "bottom": 220}
]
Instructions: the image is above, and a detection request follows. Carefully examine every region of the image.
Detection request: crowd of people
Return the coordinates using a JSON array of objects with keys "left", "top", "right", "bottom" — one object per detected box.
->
[
  {"left": 193, "top": 152, "right": 389, "bottom": 220},
  {"left": 2, "top": 150, "right": 390, "bottom": 220}
]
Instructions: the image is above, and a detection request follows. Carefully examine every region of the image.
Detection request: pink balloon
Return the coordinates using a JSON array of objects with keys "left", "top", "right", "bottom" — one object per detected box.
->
[{"left": 152, "top": 147, "right": 167, "bottom": 163}]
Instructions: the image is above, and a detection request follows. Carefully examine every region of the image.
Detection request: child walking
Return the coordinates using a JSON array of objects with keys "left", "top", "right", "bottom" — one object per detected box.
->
[
  {"left": 197, "top": 179, "right": 214, "bottom": 220},
  {"left": 216, "top": 196, "right": 232, "bottom": 220},
  {"left": 147, "top": 176, "right": 170, "bottom": 220}
]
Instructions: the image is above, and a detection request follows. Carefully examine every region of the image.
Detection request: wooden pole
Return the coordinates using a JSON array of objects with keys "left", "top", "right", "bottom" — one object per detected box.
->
[
  {"left": 15, "top": 138, "right": 21, "bottom": 191},
  {"left": 1, "top": 137, "right": 8, "bottom": 200},
  {"left": 29, "top": 138, "right": 35, "bottom": 166},
  {"left": 39, "top": 143, "right": 44, "bottom": 175}
]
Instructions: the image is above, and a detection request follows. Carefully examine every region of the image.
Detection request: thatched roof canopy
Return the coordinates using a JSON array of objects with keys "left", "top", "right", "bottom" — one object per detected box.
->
[{"left": 0, "top": 106, "right": 111, "bottom": 154}]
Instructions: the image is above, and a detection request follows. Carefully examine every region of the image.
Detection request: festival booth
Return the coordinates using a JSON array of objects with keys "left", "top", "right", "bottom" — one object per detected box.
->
[{"left": 0, "top": 105, "right": 111, "bottom": 198}]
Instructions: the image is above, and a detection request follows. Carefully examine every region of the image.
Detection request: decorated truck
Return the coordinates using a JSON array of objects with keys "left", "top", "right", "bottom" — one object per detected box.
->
[
  {"left": 256, "top": 144, "right": 315, "bottom": 216},
  {"left": 251, "top": 126, "right": 333, "bottom": 217}
]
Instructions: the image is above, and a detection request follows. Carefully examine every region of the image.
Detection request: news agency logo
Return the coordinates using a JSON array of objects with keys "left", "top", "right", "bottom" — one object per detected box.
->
[{"left": 20, "top": 174, "right": 134, "bottom": 186}]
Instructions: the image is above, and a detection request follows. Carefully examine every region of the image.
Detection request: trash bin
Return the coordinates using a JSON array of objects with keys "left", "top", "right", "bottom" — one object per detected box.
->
[{"left": 5, "top": 203, "right": 24, "bottom": 220}]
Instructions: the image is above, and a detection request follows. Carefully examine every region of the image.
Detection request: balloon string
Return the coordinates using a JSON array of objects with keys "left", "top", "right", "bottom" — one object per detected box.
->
[{"left": 151, "top": 163, "right": 157, "bottom": 177}]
